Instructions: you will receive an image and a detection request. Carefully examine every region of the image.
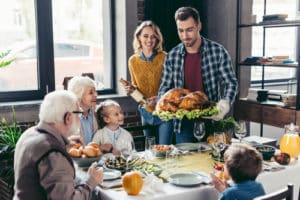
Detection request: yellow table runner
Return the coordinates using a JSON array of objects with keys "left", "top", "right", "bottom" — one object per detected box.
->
[{"left": 150, "top": 152, "right": 219, "bottom": 180}]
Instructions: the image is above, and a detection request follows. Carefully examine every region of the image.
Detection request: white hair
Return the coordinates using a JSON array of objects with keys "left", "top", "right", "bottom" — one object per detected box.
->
[
  {"left": 67, "top": 76, "right": 96, "bottom": 100},
  {"left": 39, "top": 90, "right": 78, "bottom": 123}
]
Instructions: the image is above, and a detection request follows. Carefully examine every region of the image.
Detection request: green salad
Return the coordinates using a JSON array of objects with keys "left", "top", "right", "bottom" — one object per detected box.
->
[{"left": 153, "top": 106, "right": 218, "bottom": 121}]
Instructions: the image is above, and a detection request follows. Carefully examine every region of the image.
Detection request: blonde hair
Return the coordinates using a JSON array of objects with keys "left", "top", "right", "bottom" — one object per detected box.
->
[{"left": 133, "top": 20, "right": 163, "bottom": 54}]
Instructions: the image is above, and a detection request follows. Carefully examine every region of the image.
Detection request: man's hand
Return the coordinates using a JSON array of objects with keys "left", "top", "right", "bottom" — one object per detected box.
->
[
  {"left": 203, "top": 100, "right": 230, "bottom": 121},
  {"left": 68, "top": 135, "right": 84, "bottom": 146},
  {"left": 88, "top": 162, "right": 104, "bottom": 184}
]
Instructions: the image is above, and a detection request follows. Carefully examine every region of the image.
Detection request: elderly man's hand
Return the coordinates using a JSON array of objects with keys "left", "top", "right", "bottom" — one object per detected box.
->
[
  {"left": 88, "top": 162, "right": 104, "bottom": 185},
  {"left": 68, "top": 135, "right": 84, "bottom": 146}
]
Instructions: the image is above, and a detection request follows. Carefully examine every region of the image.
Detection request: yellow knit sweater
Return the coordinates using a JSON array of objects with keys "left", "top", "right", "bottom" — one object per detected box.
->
[{"left": 128, "top": 51, "right": 167, "bottom": 98}]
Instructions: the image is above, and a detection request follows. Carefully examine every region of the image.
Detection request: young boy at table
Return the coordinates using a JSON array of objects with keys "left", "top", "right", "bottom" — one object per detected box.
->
[
  {"left": 210, "top": 143, "right": 265, "bottom": 200},
  {"left": 92, "top": 99, "right": 134, "bottom": 155}
]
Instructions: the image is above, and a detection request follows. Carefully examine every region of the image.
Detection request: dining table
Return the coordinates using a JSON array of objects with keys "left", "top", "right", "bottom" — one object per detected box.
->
[{"left": 75, "top": 143, "right": 300, "bottom": 200}]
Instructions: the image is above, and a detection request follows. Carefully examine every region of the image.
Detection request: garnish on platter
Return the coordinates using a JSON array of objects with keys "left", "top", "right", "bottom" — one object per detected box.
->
[
  {"left": 213, "top": 163, "right": 229, "bottom": 180},
  {"left": 153, "top": 88, "right": 218, "bottom": 120}
]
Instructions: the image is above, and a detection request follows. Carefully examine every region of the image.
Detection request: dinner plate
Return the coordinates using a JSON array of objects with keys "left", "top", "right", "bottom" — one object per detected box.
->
[
  {"left": 175, "top": 142, "right": 212, "bottom": 152},
  {"left": 168, "top": 173, "right": 206, "bottom": 187},
  {"left": 103, "top": 169, "right": 122, "bottom": 181}
]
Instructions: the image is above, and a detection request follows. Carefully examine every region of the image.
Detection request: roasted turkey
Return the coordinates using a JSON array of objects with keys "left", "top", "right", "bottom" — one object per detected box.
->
[{"left": 156, "top": 88, "right": 209, "bottom": 112}]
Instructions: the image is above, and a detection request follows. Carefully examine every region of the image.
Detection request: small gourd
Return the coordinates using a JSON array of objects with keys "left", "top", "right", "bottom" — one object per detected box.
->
[{"left": 122, "top": 172, "right": 143, "bottom": 195}]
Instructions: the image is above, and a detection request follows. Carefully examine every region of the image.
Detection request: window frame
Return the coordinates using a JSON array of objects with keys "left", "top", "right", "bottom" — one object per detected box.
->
[{"left": 0, "top": 0, "right": 116, "bottom": 102}]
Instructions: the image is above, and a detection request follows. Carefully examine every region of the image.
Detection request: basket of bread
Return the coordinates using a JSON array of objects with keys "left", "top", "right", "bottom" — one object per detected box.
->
[
  {"left": 153, "top": 88, "right": 218, "bottom": 120},
  {"left": 68, "top": 142, "right": 102, "bottom": 168}
]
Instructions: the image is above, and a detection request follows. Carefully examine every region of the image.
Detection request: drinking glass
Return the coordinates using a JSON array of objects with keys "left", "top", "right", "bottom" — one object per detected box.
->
[
  {"left": 145, "top": 136, "right": 156, "bottom": 159},
  {"left": 193, "top": 120, "right": 206, "bottom": 152},
  {"left": 235, "top": 120, "right": 247, "bottom": 143},
  {"left": 212, "top": 132, "right": 226, "bottom": 162}
]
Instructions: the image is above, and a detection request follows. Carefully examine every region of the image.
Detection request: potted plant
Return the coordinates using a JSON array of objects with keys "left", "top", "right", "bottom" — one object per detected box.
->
[
  {"left": 0, "top": 109, "right": 22, "bottom": 198},
  {"left": 0, "top": 50, "right": 15, "bottom": 68},
  {"left": 206, "top": 117, "right": 239, "bottom": 144}
]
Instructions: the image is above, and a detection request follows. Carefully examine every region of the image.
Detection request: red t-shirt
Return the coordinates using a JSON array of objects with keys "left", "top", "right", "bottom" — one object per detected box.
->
[{"left": 184, "top": 52, "right": 204, "bottom": 92}]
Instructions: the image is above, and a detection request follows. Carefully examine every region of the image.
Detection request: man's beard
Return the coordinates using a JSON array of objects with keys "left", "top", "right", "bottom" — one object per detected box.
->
[
  {"left": 183, "top": 37, "right": 197, "bottom": 47},
  {"left": 69, "top": 116, "right": 80, "bottom": 135}
]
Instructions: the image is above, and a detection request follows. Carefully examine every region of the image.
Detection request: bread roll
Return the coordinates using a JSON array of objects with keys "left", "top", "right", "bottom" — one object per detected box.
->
[
  {"left": 68, "top": 148, "right": 81, "bottom": 157},
  {"left": 95, "top": 148, "right": 102, "bottom": 157},
  {"left": 82, "top": 146, "right": 98, "bottom": 157},
  {"left": 87, "top": 142, "right": 100, "bottom": 149},
  {"left": 72, "top": 143, "right": 81, "bottom": 149}
]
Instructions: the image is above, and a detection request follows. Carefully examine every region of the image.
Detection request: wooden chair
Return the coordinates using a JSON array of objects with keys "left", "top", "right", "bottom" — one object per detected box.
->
[{"left": 254, "top": 183, "right": 294, "bottom": 200}]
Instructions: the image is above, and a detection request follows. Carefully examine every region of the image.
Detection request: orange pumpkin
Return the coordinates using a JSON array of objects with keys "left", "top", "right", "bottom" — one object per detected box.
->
[{"left": 122, "top": 172, "right": 143, "bottom": 195}]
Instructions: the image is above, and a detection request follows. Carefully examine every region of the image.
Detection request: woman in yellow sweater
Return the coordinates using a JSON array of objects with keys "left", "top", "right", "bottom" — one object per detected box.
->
[{"left": 124, "top": 20, "right": 173, "bottom": 144}]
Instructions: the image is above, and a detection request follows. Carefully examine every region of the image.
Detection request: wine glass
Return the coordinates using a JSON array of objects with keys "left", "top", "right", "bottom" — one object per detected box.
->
[
  {"left": 193, "top": 120, "right": 206, "bottom": 152},
  {"left": 119, "top": 139, "right": 137, "bottom": 171},
  {"left": 126, "top": 140, "right": 138, "bottom": 171},
  {"left": 235, "top": 120, "right": 247, "bottom": 143},
  {"left": 212, "top": 132, "right": 226, "bottom": 162},
  {"left": 144, "top": 136, "right": 156, "bottom": 160}
]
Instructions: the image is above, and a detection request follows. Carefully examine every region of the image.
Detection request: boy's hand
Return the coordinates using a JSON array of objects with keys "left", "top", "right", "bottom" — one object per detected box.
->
[{"left": 210, "top": 173, "right": 228, "bottom": 192}]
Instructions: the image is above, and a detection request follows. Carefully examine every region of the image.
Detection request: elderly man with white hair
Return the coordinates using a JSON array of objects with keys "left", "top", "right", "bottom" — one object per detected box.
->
[
  {"left": 68, "top": 76, "right": 98, "bottom": 145},
  {"left": 14, "top": 90, "right": 104, "bottom": 200}
]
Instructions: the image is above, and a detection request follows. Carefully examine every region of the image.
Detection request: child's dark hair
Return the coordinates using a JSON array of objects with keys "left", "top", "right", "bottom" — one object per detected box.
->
[
  {"left": 224, "top": 143, "right": 263, "bottom": 183},
  {"left": 95, "top": 99, "right": 120, "bottom": 128}
]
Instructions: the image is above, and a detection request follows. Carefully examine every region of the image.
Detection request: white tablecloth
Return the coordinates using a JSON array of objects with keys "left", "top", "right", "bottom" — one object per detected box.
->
[
  {"left": 76, "top": 153, "right": 300, "bottom": 200},
  {"left": 257, "top": 157, "right": 300, "bottom": 200},
  {"left": 98, "top": 184, "right": 219, "bottom": 200}
]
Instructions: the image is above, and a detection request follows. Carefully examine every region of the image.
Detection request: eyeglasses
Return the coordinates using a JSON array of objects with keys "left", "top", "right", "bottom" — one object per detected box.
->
[{"left": 72, "top": 111, "right": 84, "bottom": 115}]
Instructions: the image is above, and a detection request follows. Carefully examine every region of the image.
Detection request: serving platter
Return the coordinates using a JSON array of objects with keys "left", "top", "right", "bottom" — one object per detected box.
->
[
  {"left": 72, "top": 156, "right": 101, "bottom": 168},
  {"left": 168, "top": 173, "right": 207, "bottom": 187},
  {"left": 175, "top": 142, "right": 212, "bottom": 152},
  {"left": 153, "top": 106, "right": 218, "bottom": 121}
]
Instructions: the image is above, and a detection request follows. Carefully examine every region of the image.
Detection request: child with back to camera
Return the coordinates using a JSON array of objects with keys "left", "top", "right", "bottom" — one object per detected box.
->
[
  {"left": 92, "top": 99, "right": 134, "bottom": 155},
  {"left": 210, "top": 143, "right": 265, "bottom": 200}
]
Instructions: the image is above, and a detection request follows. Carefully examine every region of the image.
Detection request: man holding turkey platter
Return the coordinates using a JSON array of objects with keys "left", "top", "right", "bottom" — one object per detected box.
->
[{"left": 156, "top": 6, "right": 238, "bottom": 143}]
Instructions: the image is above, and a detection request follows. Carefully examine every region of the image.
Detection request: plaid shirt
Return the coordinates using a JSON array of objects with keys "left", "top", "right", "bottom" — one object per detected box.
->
[{"left": 158, "top": 36, "right": 238, "bottom": 133}]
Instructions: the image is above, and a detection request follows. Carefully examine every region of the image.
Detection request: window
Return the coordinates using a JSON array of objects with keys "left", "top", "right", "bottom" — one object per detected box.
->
[
  {"left": 0, "top": 0, "right": 115, "bottom": 102},
  {"left": 251, "top": 0, "right": 299, "bottom": 93}
]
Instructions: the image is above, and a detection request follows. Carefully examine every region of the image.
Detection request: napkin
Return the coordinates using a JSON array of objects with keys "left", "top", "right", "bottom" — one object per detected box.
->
[
  {"left": 100, "top": 179, "right": 122, "bottom": 189},
  {"left": 262, "top": 161, "right": 285, "bottom": 172},
  {"left": 142, "top": 174, "right": 164, "bottom": 194}
]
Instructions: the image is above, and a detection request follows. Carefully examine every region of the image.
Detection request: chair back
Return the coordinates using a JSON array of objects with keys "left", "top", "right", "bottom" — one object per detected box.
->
[{"left": 254, "top": 183, "right": 293, "bottom": 200}]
